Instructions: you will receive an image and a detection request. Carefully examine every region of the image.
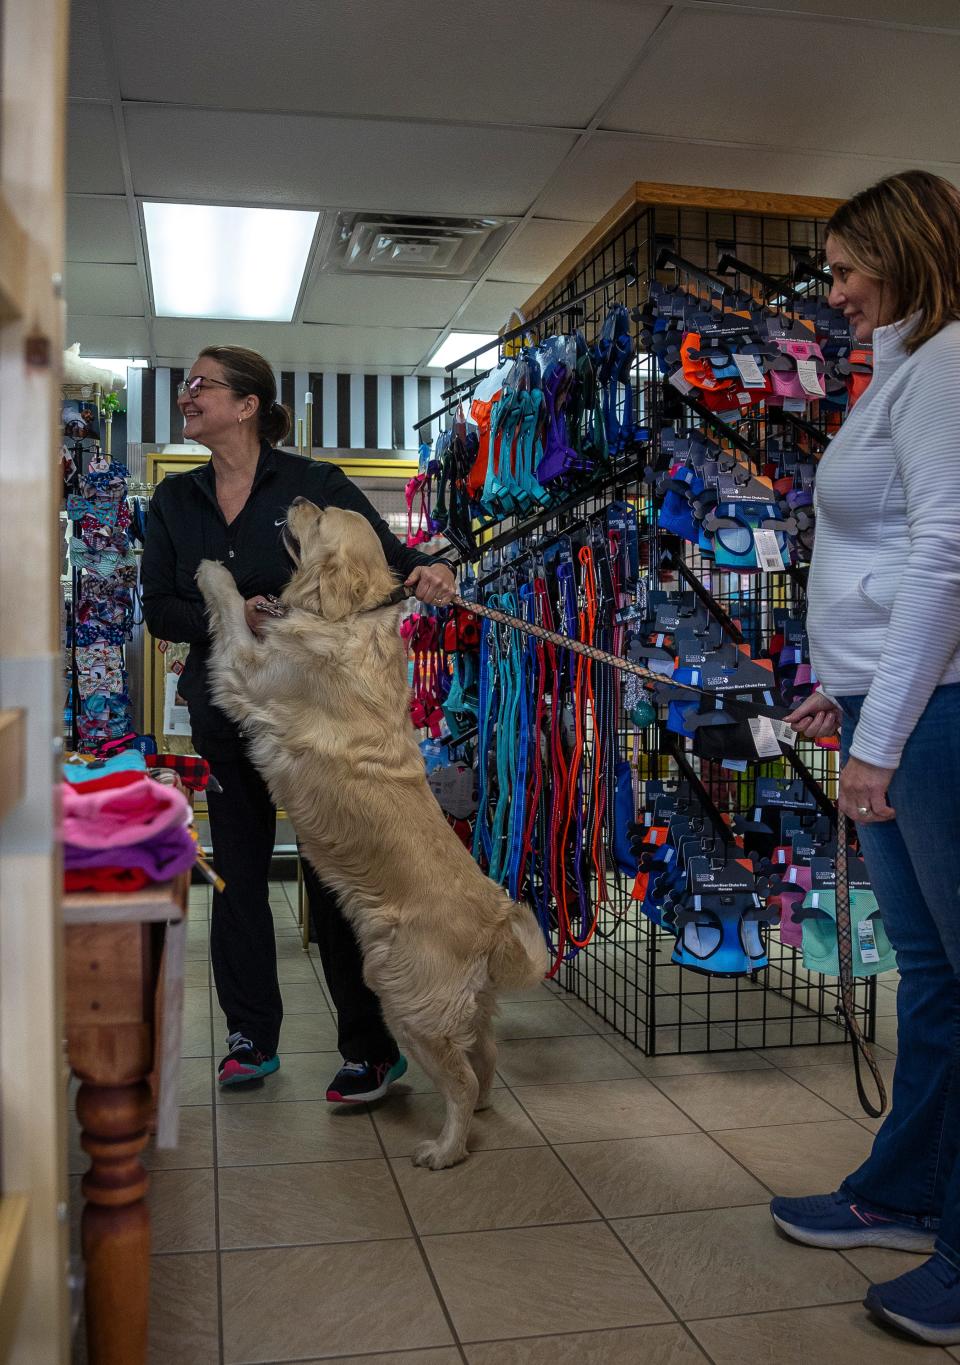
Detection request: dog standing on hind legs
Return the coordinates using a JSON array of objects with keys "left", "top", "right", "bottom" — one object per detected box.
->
[{"left": 196, "top": 500, "right": 549, "bottom": 1168}]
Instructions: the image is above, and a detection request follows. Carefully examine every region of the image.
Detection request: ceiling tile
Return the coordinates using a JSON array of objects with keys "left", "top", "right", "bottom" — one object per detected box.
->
[
  {"left": 534, "top": 131, "right": 960, "bottom": 223},
  {"left": 454, "top": 281, "right": 529, "bottom": 332},
  {"left": 65, "top": 263, "right": 144, "bottom": 316},
  {"left": 695, "top": 0, "right": 960, "bottom": 26},
  {"left": 301, "top": 275, "right": 472, "bottom": 329},
  {"left": 487, "top": 217, "right": 595, "bottom": 284},
  {"left": 151, "top": 318, "right": 440, "bottom": 369},
  {"left": 68, "top": 0, "right": 112, "bottom": 99},
  {"left": 67, "top": 102, "right": 125, "bottom": 194},
  {"left": 67, "top": 196, "right": 138, "bottom": 263},
  {"left": 113, "top": 0, "right": 668, "bottom": 127},
  {"left": 66, "top": 314, "right": 151, "bottom": 356},
  {"left": 124, "top": 107, "right": 576, "bottom": 217},
  {"left": 604, "top": 10, "right": 960, "bottom": 163}
]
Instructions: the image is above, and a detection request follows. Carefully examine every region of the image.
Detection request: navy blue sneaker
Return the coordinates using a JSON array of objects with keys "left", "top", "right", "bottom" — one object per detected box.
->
[
  {"left": 218, "top": 1033, "right": 280, "bottom": 1087},
  {"left": 326, "top": 1056, "right": 408, "bottom": 1104},
  {"left": 865, "top": 1253, "right": 960, "bottom": 1345},
  {"left": 771, "top": 1191, "right": 936, "bottom": 1252}
]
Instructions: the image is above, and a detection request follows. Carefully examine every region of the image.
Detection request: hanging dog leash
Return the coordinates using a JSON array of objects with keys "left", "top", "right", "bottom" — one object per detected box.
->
[
  {"left": 449, "top": 589, "right": 888, "bottom": 1117},
  {"left": 835, "top": 807, "right": 888, "bottom": 1118}
]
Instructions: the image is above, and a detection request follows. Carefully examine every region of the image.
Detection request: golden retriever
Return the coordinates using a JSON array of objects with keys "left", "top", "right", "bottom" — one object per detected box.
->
[{"left": 196, "top": 500, "right": 548, "bottom": 1168}]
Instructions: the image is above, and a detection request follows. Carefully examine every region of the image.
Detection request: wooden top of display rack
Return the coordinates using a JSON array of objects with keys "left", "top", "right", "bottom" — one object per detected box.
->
[{"left": 518, "top": 181, "right": 845, "bottom": 322}]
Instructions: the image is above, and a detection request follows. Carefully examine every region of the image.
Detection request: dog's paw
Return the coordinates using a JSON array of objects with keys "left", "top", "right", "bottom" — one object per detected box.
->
[
  {"left": 195, "top": 559, "right": 233, "bottom": 600},
  {"left": 474, "top": 1093, "right": 493, "bottom": 1113},
  {"left": 412, "top": 1140, "right": 468, "bottom": 1171}
]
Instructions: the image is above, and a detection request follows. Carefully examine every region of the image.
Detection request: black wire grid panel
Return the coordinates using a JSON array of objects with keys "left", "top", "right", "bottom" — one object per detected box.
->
[{"left": 467, "top": 200, "right": 876, "bottom": 1057}]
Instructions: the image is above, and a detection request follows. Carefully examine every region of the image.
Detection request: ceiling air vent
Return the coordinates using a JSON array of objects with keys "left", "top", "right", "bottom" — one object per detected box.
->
[{"left": 320, "top": 213, "right": 510, "bottom": 280}]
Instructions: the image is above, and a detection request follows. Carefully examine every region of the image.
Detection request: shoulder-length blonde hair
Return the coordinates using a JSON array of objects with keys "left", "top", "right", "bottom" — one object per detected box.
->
[{"left": 826, "top": 170, "right": 960, "bottom": 354}]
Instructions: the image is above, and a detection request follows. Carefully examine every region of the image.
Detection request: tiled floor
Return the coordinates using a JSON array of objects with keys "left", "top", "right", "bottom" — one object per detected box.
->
[{"left": 69, "top": 882, "right": 943, "bottom": 1364}]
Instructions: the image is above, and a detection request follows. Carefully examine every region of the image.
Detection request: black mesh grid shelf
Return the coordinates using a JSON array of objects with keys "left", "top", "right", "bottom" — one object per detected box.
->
[{"left": 454, "top": 189, "right": 876, "bottom": 1057}]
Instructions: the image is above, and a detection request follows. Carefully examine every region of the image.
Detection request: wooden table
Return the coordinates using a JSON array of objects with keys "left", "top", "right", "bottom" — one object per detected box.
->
[{"left": 63, "top": 873, "right": 190, "bottom": 1365}]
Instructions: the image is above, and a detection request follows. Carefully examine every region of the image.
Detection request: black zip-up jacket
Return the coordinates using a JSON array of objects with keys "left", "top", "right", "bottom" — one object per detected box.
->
[{"left": 141, "top": 442, "right": 432, "bottom": 756}]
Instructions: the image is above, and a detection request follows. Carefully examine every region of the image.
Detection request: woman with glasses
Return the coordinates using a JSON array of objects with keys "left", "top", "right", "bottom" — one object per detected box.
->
[{"left": 142, "top": 345, "right": 456, "bottom": 1105}]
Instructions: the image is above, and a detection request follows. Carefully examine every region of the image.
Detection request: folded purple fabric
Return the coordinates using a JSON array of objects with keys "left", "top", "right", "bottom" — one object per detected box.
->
[{"left": 64, "top": 823, "right": 196, "bottom": 881}]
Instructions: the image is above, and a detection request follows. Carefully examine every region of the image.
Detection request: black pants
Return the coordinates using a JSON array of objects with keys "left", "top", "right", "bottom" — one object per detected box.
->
[{"left": 203, "top": 748, "right": 398, "bottom": 1063}]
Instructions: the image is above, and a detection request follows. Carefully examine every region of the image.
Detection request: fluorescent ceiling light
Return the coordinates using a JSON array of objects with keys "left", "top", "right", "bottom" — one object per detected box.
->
[
  {"left": 427, "top": 332, "right": 500, "bottom": 371},
  {"left": 84, "top": 356, "right": 148, "bottom": 370},
  {"left": 143, "top": 202, "right": 319, "bottom": 322}
]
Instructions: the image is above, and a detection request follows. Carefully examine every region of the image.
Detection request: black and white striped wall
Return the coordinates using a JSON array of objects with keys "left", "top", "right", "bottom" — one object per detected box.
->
[{"left": 125, "top": 367, "right": 449, "bottom": 452}]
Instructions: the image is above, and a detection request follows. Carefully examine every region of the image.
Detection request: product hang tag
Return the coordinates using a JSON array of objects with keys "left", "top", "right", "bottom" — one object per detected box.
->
[
  {"left": 795, "top": 357, "right": 824, "bottom": 397},
  {"left": 753, "top": 528, "right": 785, "bottom": 573},
  {"left": 783, "top": 396, "right": 808, "bottom": 413},
  {"left": 771, "top": 718, "right": 796, "bottom": 748},
  {"left": 732, "top": 353, "right": 765, "bottom": 387},
  {"left": 857, "top": 917, "right": 881, "bottom": 964},
  {"left": 668, "top": 370, "right": 694, "bottom": 395},
  {"left": 748, "top": 714, "right": 783, "bottom": 759}
]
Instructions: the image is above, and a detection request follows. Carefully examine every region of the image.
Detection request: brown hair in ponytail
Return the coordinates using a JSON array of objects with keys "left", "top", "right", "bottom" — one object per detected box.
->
[{"left": 197, "top": 345, "right": 292, "bottom": 445}]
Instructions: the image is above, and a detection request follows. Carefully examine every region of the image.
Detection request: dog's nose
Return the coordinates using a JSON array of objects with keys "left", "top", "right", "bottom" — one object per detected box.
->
[{"left": 290, "top": 496, "right": 307, "bottom": 509}]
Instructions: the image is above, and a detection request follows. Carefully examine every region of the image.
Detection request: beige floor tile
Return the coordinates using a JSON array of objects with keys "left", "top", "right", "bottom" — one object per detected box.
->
[
  {"left": 391, "top": 1146, "right": 599, "bottom": 1235},
  {"left": 652, "top": 1068, "right": 842, "bottom": 1131},
  {"left": 685, "top": 990, "right": 797, "bottom": 1023},
  {"left": 183, "top": 987, "right": 213, "bottom": 1027},
  {"left": 762, "top": 1042, "right": 894, "bottom": 1069},
  {"left": 842, "top": 1245, "right": 933, "bottom": 1283},
  {"left": 689, "top": 1301, "right": 953, "bottom": 1363},
  {"left": 179, "top": 1056, "right": 215, "bottom": 1106},
  {"left": 277, "top": 1012, "right": 339, "bottom": 1052},
  {"left": 495, "top": 999, "right": 597, "bottom": 1039},
  {"left": 184, "top": 958, "right": 211, "bottom": 988},
  {"left": 608, "top": 1035, "right": 773, "bottom": 1077},
  {"left": 143, "top": 1106, "right": 214, "bottom": 1172},
  {"left": 874, "top": 985, "right": 899, "bottom": 1016},
  {"left": 276, "top": 957, "right": 324, "bottom": 985},
  {"left": 780, "top": 1060, "right": 898, "bottom": 1119},
  {"left": 494, "top": 1035, "right": 641, "bottom": 1087},
  {"left": 558, "top": 1133, "right": 768, "bottom": 1217},
  {"left": 497, "top": 983, "right": 559, "bottom": 1002},
  {"left": 148, "top": 1251, "right": 219, "bottom": 1365},
  {"left": 465, "top": 1325, "right": 709, "bottom": 1364},
  {"left": 373, "top": 1089, "right": 544, "bottom": 1158},
  {"left": 149, "top": 1169, "right": 216, "bottom": 1253},
  {"left": 512, "top": 1078, "right": 696, "bottom": 1144},
  {"left": 216, "top": 1052, "right": 339, "bottom": 1104},
  {"left": 220, "top": 1242, "right": 452, "bottom": 1362},
  {"left": 218, "top": 1158, "right": 409, "bottom": 1248},
  {"left": 217, "top": 1098, "right": 381, "bottom": 1166},
  {"left": 180, "top": 1012, "right": 214, "bottom": 1058},
  {"left": 424, "top": 1221, "right": 670, "bottom": 1342},
  {"left": 260, "top": 1352, "right": 461, "bottom": 1365},
  {"left": 613, "top": 1204, "right": 867, "bottom": 1319},
  {"left": 275, "top": 982, "right": 330, "bottom": 1014},
  {"left": 875, "top": 1016, "right": 899, "bottom": 1053},
  {"left": 713, "top": 1120, "right": 875, "bottom": 1198}
]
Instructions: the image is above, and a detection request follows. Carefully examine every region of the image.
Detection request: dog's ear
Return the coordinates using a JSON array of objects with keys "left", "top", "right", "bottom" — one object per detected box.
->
[{"left": 319, "top": 540, "right": 369, "bottom": 622}]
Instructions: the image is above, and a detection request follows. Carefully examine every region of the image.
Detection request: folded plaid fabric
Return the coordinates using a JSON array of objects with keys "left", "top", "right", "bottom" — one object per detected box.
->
[{"left": 146, "top": 753, "right": 211, "bottom": 792}]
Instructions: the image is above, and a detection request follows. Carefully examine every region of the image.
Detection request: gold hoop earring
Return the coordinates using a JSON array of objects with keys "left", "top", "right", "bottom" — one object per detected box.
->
[{"left": 238, "top": 415, "right": 244, "bottom": 424}]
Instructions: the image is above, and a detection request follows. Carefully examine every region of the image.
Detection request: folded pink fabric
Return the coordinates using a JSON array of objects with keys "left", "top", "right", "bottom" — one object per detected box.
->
[
  {"left": 62, "top": 775, "right": 189, "bottom": 848},
  {"left": 63, "top": 824, "right": 197, "bottom": 880}
]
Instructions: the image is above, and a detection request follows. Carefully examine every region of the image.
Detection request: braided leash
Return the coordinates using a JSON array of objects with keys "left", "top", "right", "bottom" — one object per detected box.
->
[{"left": 835, "top": 808, "right": 888, "bottom": 1118}]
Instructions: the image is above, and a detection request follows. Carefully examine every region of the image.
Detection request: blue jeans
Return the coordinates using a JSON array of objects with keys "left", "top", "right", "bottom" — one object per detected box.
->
[{"left": 838, "top": 685, "right": 960, "bottom": 1267}]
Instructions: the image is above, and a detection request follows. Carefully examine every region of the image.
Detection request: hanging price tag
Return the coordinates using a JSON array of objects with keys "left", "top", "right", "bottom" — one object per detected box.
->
[
  {"left": 796, "top": 357, "right": 824, "bottom": 397},
  {"left": 754, "top": 528, "right": 785, "bottom": 573},
  {"left": 771, "top": 718, "right": 797, "bottom": 748},
  {"left": 668, "top": 370, "right": 694, "bottom": 395},
  {"left": 748, "top": 715, "right": 783, "bottom": 759},
  {"left": 858, "top": 918, "right": 881, "bottom": 965},
  {"left": 732, "top": 353, "right": 765, "bottom": 387}
]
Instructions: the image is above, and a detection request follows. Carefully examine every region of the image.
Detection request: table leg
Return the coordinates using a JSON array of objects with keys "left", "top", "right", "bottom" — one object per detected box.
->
[{"left": 77, "top": 1078, "right": 152, "bottom": 1365}]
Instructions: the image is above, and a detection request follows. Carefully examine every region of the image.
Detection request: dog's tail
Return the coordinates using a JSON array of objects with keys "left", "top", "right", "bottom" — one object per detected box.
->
[{"left": 489, "top": 901, "right": 550, "bottom": 988}]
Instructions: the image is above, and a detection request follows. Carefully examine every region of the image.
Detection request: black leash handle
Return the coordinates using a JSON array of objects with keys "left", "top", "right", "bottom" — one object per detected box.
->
[{"left": 835, "top": 807, "right": 888, "bottom": 1118}]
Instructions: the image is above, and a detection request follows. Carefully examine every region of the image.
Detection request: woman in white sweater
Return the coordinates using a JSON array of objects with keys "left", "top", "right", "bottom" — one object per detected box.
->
[{"left": 770, "top": 169, "right": 960, "bottom": 1347}]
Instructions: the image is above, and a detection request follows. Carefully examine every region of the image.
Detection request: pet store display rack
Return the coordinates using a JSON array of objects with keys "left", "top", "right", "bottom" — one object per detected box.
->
[{"left": 438, "top": 182, "right": 876, "bottom": 1058}]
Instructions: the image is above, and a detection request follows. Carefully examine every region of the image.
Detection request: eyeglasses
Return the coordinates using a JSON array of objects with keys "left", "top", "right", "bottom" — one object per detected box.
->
[{"left": 177, "top": 376, "right": 238, "bottom": 400}]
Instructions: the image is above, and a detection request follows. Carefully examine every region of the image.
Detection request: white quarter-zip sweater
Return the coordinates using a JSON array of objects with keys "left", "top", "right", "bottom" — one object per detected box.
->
[{"left": 806, "top": 316, "right": 960, "bottom": 770}]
